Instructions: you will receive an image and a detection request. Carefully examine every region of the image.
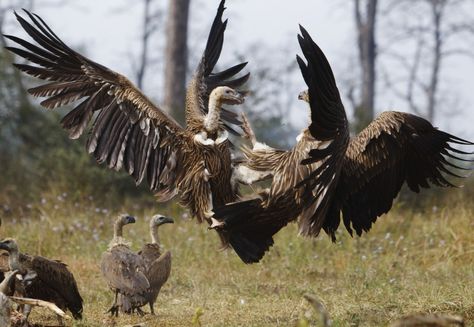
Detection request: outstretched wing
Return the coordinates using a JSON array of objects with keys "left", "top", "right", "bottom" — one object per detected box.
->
[
  {"left": 295, "top": 26, "right": 350, "bottom": 236},
  {"left": 185, "top": 0, "right": 249, "bottom": 134},
  {"left": 5, "top": 10, "right": 182, "bottom": 193},
  {"left": 325, "top": 111, "right": 473, "bottom": 238}
]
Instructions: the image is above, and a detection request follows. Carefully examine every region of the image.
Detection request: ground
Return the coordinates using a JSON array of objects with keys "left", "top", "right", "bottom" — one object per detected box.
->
[{"left": 0, "top": 189, "right": 473, "bottom": 327}]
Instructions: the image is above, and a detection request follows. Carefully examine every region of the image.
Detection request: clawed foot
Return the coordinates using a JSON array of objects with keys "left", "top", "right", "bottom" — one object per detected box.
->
[
  {"left": 106, "top": 305, "right": 119, "bottom": 317},
  {"left": 208, "top": 217, "right": 225, "bottom": 230},
  {"left": 136, "top": 307, "right": 146, "bottom": 316}
]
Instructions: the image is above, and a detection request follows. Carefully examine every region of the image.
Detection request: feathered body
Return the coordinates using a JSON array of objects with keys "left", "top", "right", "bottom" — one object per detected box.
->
[
  {"left": 101, "top": 215, "right": 150, "bottom": 315},
  {"left": 0, "top": 239, "right": 83, "bottom": 319}
]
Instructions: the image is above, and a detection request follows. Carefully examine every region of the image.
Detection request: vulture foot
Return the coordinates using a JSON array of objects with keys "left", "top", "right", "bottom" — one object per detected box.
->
[
  {"left": 106, "top": 305, "right": 119, "bottom": 317},
  {"left": 208, "top": 217, "right": 225, "bottom": 230}
]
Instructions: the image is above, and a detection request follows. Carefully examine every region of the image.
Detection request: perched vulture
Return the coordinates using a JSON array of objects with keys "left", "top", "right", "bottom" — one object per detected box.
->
[
  {"left": 137, "top": 214, "right": 173, "bottom": 315},
  {"left": 0, "top": 238, "right": 83, "bottom": 320},
  {"left": 5, "top": 0, "right": 248, "bottom": 245},
  {"left": 101, "top": 214, "right": 149, "bottom": 316},
  {"left": 213, "top": 26, "right": 473, "bottom": 264}
]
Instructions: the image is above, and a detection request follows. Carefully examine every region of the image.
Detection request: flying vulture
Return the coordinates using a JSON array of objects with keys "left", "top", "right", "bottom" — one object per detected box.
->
[
  {"left": 101, "top": 214, "right": 149, "bottom": 316},
  {"left": 5, "top": 0, "right": 248, "bottom": 245},
  {"left": 0, "top": 238, "right": 83, "bottom": 320},
  {"left": 212, "top": 26, "right": 473, "bottom": 264},
  {"left": 136, "top": 214, "right": 173, "bottom": 315}
]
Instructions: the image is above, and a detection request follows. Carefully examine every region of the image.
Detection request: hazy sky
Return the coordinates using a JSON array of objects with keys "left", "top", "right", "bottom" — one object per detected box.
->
[{"left": 3, "top": 0, "right": 474, "bottom": 139}]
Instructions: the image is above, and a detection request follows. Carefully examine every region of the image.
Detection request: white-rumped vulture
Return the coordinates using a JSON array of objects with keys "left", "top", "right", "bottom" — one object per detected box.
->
[
  {"left": 5, "top": 0, "right": 248, "bottom": 245},
  {"left": 0, "top": 238, "right": 83, "bottom": 319},
  {"left": 212, "top": 26, "right": 473, "bottom": 263},
  {"left": 137, "top": 214, "right": 173, "bottom": 315},
  {"left": 101, "top": 214, "right": 149, "bottom": 316}
]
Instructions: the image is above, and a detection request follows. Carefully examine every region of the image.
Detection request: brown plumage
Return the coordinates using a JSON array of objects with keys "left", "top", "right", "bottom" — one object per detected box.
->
[
  {"left": 101, "top": 214, "right": 149, "bottom": 316},
  {"left": 213, "top": 26, "right": 472, "bottom": 264},
  {"left": 136, "top": 214, "right": 173, "bottom": 315},
  {"left": 0, "top": 238, "right": 83, "bottom": 320},
  {"left": 5, "top": 1, "right": 248, "bottom": 245}
]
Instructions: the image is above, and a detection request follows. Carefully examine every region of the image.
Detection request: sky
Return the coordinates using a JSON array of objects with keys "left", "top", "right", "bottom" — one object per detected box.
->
[{"left": 3, "top": 0, "right": 474, "bottom": 140}]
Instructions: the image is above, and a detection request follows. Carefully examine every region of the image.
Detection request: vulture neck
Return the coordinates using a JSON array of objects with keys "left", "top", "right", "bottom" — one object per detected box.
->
[
  {"left": 150, "top": 224, "right": 162, "bottom": 246},
  {"left": 110, "top": 220, "right": 128, "bottom": 248},
  {"left": 7, "top": 250, "right": 20, "bottom": 271},
  {"left": 204, "top": 94, "right": 222, "bottom": 132}
]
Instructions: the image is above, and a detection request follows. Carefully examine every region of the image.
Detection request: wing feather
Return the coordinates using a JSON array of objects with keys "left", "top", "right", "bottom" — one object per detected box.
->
[{"left": 6, "top": 10, "right": 183, "bottom": 194}]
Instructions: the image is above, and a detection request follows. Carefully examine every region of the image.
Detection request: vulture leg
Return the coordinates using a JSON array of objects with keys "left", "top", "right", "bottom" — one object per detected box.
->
[
  {"left": 240, "top": 112, "right": 256, "bottom": 146},
  {"left": 106, "top": 290, "right": 119, "bottom": 316},
  {"left": 136, "top": 307, "right": 146, "bottom": 316},
  {"left": 149, "top": 302, "right": 155, "bottom": 315}
]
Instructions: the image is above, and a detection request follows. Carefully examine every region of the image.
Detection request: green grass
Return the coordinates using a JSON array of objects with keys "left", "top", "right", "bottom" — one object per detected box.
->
[{"left": 0, "top": 189, "right": 473, "bottom": 326}]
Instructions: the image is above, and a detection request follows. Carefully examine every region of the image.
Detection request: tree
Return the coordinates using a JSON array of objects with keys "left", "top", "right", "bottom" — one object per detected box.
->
[
  {"left": 381, "top": 0, "right": 474, "bottom": 122},
  {"left": 352, "top": 0, "right": 378, "bottom": 132},
  {"left": 163, "top": 0, "right": 190, "bottom": 124}
]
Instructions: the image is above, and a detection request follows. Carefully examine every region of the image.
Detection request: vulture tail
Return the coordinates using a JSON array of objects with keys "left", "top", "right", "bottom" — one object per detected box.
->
[{"left": 213, "top": 199, "right": 276, "bottom": 264}]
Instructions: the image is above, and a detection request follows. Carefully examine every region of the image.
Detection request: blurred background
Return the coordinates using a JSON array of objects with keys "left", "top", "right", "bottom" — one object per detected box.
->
[{"left": 1, "top": 0, "right": 473, "bottom": 212}]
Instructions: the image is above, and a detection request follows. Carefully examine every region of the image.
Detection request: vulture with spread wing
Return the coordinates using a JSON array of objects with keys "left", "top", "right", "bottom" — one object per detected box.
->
[
  {"left": 213, "top": 26, "right": 472, "bottom": 264},
  {"left": 5, "top": 1, "right": 248, "bottom": 242}
]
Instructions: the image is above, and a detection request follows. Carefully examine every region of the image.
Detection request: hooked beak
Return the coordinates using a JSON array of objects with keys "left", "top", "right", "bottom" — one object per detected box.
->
[
  {"left": 126, "top": 215, "right": 136, "bottom": 224},
  {"left": 0, "top": 241, "right": 10, "bottom": 252},
  {"left": 161, "top": 217, "right": 174, "bottom": 224}
]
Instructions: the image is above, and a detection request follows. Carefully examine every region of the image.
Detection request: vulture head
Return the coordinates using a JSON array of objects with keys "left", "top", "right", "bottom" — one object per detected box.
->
[
  {"left": 116, "top": 214, "right": 136, "bottom": 227},
  {"left": 150, "top": 214, "right": 174, "bottom": 227},
  {"left": 0, "top": 238, "right": 19, "bottom": 253},
  {"left": 211, "top": 86, "right": 245, "bottom": 106},
  {"left": 298, "top": 89, "right": 309, "bottom": 103}
]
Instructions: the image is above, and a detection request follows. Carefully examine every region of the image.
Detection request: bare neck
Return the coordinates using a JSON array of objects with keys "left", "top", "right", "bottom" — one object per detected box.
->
[
  {"left": 8, "top": 250, "right": 20, "bottom": 271},
  {"left": 113, "top": 221, "right": 124, "bottom": 240},
  {"left": 204, "top": 94, "right": 222, "bottom": 132},
  {"left": 150, "top": 224, "right": 160, "bottom": 245}
]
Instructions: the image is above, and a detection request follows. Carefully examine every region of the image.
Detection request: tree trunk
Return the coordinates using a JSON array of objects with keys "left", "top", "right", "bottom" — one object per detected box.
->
[
  {"left": 163, "top": 0, "right": 190, "bottom": 124},
  {"left": 426, "top": 0, "right": 443, "bottom": 122},
  {"left": 354, "top": 0, "right": 378, "bottom": 132}
]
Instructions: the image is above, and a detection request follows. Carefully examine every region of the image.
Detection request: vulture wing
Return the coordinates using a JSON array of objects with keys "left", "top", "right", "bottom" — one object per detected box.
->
[
  {"left": 29, "top": 256, "right": 83, "bottom": 319},
  {"left": 5, "top": 10, "right": 183, "bottom": 195},
  {"left": 295, "top": 26, "right": 349, "bottom": 236},
  {"left": 185, "top": 0, "right": 249, "bottom": 134},
  {"left": 101, "top": 247, "right": 150, "bottom": 296},
  {"left": 324, "top": 111, "right": 473, "bottom": 238},
  {"left": 146, "top": 251, "right": 171, "bottom": 289}
]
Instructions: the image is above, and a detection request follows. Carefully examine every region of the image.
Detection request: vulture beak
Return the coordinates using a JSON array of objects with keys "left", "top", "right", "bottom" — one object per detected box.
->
[
  {"left": 161, "top": 217, "right": 174, "bottom": 225},
  {"left": 126, "top": 215, "right": 136, "bottom": 224},
  {"left": 232, "top": 91, "right": 246, "bottom": 105},
  {"left": 0, "top": 241, "right": 10, "bottom": 252}
]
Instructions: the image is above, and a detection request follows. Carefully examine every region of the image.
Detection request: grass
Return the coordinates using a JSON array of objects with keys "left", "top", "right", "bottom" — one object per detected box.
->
[{"left": 0, "top": 188, "right": 473, "bottom": 326}]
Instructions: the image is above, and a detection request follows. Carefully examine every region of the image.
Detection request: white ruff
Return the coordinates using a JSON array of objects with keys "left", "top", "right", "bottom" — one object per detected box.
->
[
  {"left": 253, "top": 142, "right": 272, "bottom": 151},
  {"left": 194, "top": 132, "right": 215, "bottom": 146},
  {"left": 215, "top": 130, "right": 229, "bottom": 144},
  {"left": 233, "top": 164, "right": 272, "bottom": 185}
]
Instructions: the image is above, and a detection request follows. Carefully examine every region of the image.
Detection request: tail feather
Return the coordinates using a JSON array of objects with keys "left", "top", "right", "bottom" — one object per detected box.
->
[{"left": 213, "top": 198, "right": 285, "bottom": 264}]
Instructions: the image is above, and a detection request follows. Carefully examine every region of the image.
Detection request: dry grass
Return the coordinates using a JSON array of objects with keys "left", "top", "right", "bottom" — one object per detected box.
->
[{"left": 0, "top": 188, "right": 473, "bottom": 327}]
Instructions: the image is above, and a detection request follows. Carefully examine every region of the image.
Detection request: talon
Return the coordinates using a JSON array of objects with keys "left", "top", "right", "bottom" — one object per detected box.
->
[{"left": 209, "top": 217, "right": 225, "bottom": 230}]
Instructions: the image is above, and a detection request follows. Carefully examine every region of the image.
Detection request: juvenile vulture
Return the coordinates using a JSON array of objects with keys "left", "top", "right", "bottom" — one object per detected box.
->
[
  {"left": 101, "top": 214, "right": 149, "bottom": 316},
  {"left": 137, "top": 214, "right": 173, "bottom": 315},
  {"left": 5, "top": 0, "right": 248, "bottom": 244},
  {"left": 213, "top": 26, "right": 473, "bottom": 263},
  {"left": 0, "top": 238, "right": 83, "bottom": 320}
]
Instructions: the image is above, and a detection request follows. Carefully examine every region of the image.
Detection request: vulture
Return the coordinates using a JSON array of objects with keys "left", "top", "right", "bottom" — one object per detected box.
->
[
  {"left": 0, "top": 238, "right": 83, "bottom": 320},
  {"left": 136, "top": 214, "right": 173, "bottom": 315},
  {"left": 101, "top": 214, "right": 150, "bottom": 316},
  {"left": 5, "top": 0, "right": 248, "bottom": 245},
  {"left": 212, "top": 26, "right": 473, "bottom": 264}
]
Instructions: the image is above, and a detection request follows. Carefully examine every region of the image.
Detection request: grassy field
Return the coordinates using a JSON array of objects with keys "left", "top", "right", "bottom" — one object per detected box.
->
[{"left": 0, "top": 188, "right": 473, "bottom": 327}]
